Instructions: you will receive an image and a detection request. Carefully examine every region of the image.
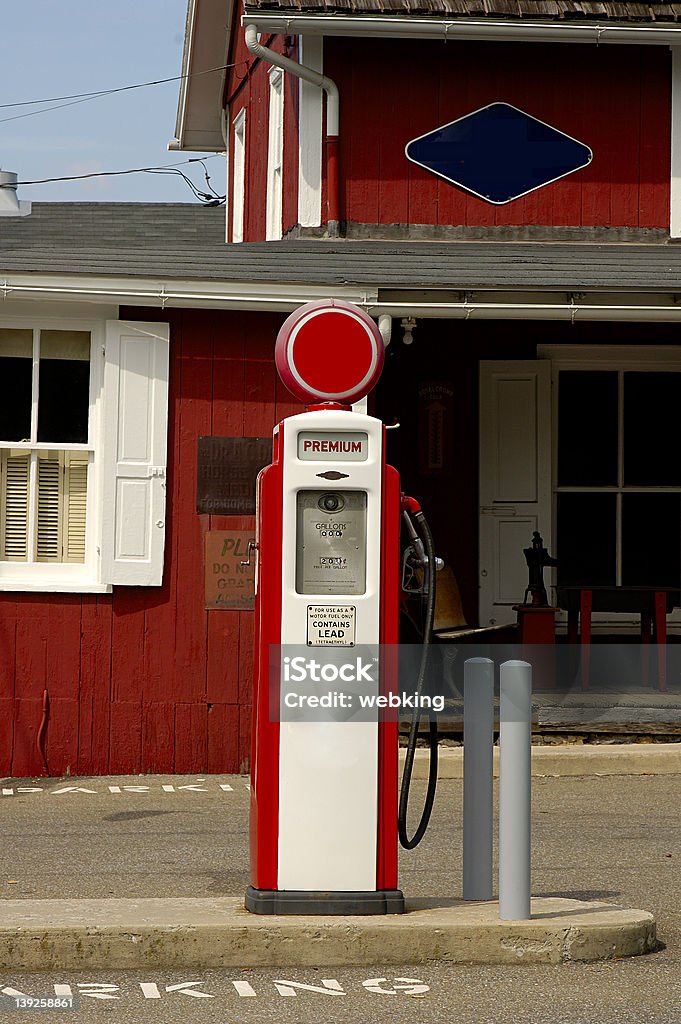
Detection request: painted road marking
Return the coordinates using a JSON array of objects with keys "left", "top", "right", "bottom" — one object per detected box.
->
[
  {"left": 0, "top": 781, "right": 243, "bottom": 797},
  {"left": 0, "top": 977, "right": 430, "bottom": 1003},
  {"left": 232, "top": 981, "right": 257, "bottom": 998}
]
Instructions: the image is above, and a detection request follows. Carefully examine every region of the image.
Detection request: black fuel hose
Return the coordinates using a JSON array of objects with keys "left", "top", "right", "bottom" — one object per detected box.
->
[{"left": 398, "top": 509, "right": 439, "bottom": 850}]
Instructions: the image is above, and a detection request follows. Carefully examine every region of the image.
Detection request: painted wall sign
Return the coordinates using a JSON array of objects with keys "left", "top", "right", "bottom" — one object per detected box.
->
[
  {"left": 197, "top": 437, "right": 272, "bottom": 515},
  {"left": 205, "top": 530, "right": 255, "bottom": 610},
  {"left": 405, "top": 102, "right": 592, "bottom": 205}
]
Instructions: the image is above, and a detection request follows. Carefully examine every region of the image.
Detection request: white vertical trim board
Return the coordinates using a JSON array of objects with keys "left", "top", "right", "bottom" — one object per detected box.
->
[
  {"left": 266, "top": 67, "right": 285, "bottom": 241},
  {"left": 671, "top": 47, "right": 681, "bottom": 238},
  {"left": 298, "top": 36, "right": 323, "bottom": 229},
  {"left": 232, "top": 108, "right": 246, "bottom": 244}
]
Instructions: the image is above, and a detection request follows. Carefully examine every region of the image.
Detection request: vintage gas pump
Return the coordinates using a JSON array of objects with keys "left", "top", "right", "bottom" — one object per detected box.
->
[{"left": 246, "top": 299, "right": 437, "bottom": 916}]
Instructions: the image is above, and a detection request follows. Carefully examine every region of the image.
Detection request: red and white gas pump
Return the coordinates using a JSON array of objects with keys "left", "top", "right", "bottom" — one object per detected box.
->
[{"left": 247, "top": 299, "right": 434, "bottom": 916}]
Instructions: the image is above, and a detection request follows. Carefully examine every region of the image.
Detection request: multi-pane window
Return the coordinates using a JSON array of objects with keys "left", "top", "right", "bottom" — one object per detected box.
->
[
  {"left": 0, "top": 328, "right": 91, "bottom": 564},
  {"left": 556, "top": 368, "right": 681, "bottom": 588}
]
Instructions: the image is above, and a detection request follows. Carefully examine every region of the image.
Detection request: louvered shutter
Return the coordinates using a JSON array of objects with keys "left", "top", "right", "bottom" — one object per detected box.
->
[
  {"left": 64, "top": 456, "right": 88, "bottom": 563},
  {"left": 479, "top": 361, "right": 552, "bottom": 625},
  {"left": 2, "top": 453, "right": 29, "bottom": 560},
  {"left": 100, "top": 321, "right": 169, "bottom": 586},
  {"left": 36, "top": 456, "right": 61, "bottom": 561}
]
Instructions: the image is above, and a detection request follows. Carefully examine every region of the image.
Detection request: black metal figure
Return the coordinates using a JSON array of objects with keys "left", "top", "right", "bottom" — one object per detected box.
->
[{"left": 523, "top": 531, "right": 558, "bottom": 607}]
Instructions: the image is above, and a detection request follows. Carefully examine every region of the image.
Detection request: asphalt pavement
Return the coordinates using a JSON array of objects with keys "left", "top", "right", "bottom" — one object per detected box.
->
[{"left": 0, "top": 767, "right": 680, "bottom": 1022}]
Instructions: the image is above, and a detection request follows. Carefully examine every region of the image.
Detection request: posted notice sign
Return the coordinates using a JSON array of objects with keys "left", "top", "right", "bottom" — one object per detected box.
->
[{"left": 307, "top": 605, "right": 356, "bottom": 646}]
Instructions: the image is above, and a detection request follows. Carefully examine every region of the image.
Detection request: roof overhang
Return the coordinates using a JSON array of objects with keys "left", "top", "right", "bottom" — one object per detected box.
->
[
  {"left": 242, "top": 11, "right": 681, "bottom": 45},
  {"left": 6, "top": 271, "right": 681, "bottom": 324},
  {"left": 172, "top": 0, "right": 233, "bottom": 152}
]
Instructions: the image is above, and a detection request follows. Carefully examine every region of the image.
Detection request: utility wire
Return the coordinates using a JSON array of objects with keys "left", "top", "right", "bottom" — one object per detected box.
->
[
  {"left": 0, "top": 62, "right": 243, "bottom": 126},
  {"left": 1, "top": 156, "right": 227, "bottom": 206}
]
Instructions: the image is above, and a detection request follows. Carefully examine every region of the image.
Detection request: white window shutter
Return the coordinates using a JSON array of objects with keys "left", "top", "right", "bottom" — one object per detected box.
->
[
  {"left": 101, "top": 320, "right": 169, "bottom": 586},
  {"left": 479, "top": 361, "right": 552, "bottom": 625},
  {"left": 1, "top": 453, "right": 29, "bottom": 560}
]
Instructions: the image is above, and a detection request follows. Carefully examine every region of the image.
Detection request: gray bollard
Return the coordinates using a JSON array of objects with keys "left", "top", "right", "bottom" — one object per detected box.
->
[
  {"left": 499, "top": 659, "right": 532, "bottom": 921},
  {"left": 463, "top": 657, "right": 494, "bottom": 901}
]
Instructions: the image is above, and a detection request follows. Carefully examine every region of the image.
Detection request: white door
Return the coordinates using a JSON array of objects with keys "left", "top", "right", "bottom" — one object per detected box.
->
[{"left": 479, "top": 361, "right": 551, "bottom": 626}]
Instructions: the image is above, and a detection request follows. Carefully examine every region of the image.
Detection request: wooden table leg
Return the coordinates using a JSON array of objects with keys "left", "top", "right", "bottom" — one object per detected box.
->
[
  {"left": 641, "top": 609, "right": 651, "bottom": 688},
  {"left": 655, "top": 590, "right": 667, "bottom": 693},
  {"left": 580, "top": 589, "right": 592, "bottom": 691}
]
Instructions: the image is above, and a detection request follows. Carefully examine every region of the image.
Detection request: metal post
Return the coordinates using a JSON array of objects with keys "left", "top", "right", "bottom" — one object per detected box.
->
[
  {"left": 463, "top": 657, "right": 494, "bottom": 901},
  {"left": 499, "top": 659, "right": 532, "bottom": 921}
]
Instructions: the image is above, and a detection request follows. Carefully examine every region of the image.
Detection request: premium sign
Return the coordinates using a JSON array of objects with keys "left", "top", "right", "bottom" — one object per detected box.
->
[
  {"left": 307, "top": 605, "right": 356, "bottom": 646},
  {"left": 297, "top": 431, "right": 368, "bottom": 462},
  {"left": 204, "top": 531, "right": 255, "bottom": 610}
]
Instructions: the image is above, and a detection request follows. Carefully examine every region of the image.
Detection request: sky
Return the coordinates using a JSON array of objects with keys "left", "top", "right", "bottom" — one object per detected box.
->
[{"left": 0, "top": 0, "right": 226, "bottom": 204}]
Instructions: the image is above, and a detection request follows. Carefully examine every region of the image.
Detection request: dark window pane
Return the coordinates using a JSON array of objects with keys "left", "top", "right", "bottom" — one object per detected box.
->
[
  {"left": 0, "top": 358, "right": 32, "bottom": 441},
  {"left": 558, "top": 371, "right": 618, "bottom": 486},
  {"left": 622, "top": 493, "right": 681, "bottom": 588},
  {"left": 557, "top": 493, "right": 617, "bottom": 586},
  {"left": 624, "top": 373, "right": 681, "bottom": 486},
  {"left": 0, "top": 329, "right": 33, "bottom": 442},
  {"left": 37, "top": 332, "right": 90, "bottom": 444}
]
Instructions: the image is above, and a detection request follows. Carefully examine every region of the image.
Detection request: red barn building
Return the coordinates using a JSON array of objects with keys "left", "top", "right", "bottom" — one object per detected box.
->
[{"left": 2, "top": 0, "right": 681, "bottom": 774}]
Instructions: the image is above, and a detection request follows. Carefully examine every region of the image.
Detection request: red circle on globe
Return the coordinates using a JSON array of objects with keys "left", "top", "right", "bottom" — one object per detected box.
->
[{"left": 275, "top": 300, "right": 384, "bottom": 404}]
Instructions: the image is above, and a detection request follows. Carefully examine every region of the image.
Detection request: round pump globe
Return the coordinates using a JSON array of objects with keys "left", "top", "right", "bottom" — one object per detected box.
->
[{"left": 275, "top": 299, "right": 385, "bottom": 405}]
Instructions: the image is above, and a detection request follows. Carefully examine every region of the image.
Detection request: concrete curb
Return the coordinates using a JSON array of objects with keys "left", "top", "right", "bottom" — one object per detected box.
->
[
  {"left": 0, "top": 897, "right": 656, "bottom": 969},
  {"left": 402, "top": 743, "right": 681, "bottom": 779}
]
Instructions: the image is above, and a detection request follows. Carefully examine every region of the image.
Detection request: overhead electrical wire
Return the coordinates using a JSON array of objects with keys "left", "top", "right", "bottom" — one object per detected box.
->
[
  {"left": 1, "top": 156, "right": 227, "bottom": 206},
  {"left": 0, "top": 62, "right": 244, "bottom": 125}
]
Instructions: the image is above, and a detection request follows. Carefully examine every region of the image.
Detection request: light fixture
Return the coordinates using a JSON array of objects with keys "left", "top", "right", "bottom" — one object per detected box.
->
[
  {"left": 401, "top": 316, "right": 417, "bottom": 345},
  {"left": 0, "top": 170, "right": 31, "bottom": 217}
]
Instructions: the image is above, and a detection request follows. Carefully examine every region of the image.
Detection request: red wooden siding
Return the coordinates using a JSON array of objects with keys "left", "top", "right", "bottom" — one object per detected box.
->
[
  {"left": 323, "top": 38, "right": 670, "bottom": 231},
  {"left": 0, "top": 309, "right": 302, "bottom": 777},
  {"left": 226, "top": 6, "right": 300, "bottom": 242}
]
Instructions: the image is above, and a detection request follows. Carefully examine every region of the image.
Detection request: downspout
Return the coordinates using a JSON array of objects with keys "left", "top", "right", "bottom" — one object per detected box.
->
[{"left": 244, "top": 24, "right": 341, "bottom": 237}]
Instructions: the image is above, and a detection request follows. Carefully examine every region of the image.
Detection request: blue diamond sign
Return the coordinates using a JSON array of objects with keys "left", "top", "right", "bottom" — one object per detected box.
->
[{"left": 405, "top": 102, "right": 592, "bottom": 205}]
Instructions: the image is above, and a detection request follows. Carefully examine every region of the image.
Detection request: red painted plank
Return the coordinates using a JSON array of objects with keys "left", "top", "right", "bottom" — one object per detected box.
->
[
  {"left": 14, "top": 597, "right": 49, "bottom": 701},
  {"left": 78, "top": 595, "right": 113, "bottom": 775},
  {"left": 175, "top": 702, "right": 208, "bottom": 773},
  {"left": 110, "top": 591, "right": 146, "bottom": 703},
  {"left": 109, "top": 702, "right": 142, "bottom": 774},
  {"left": 239, "top": 702, "right": 252, "bottom": 775},
  {"left": 639, "top": 46, "right": 671, "bottom": 229},
  {"left": 45, "top": 697, "right": 79, "bottom": 776},
  {"left": 142, "top": 702, "right": 175, "bottom": 773},
  {"left": 0, "top": 596, "right": 16, "bottom": 703},
  {"left": 11, "top": 698, "right": 43, "bottom": 777},
  {"left": 0, "top": 698, "right": 12, "bottom": 774},
  {"left": 46, "top": 597, "right": 81, "bottom": 703},
  {"left": 207, "top": 703, "right": 240, "bottom": 773}
]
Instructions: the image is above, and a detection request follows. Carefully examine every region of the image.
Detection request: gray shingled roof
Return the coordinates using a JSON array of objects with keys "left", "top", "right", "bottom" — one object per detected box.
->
[
  {"left": 0, "top": 203, "right": 680, "bottom": 292},
  {"left": 243, "top": 0, "right": 681, "bottom": 21}
]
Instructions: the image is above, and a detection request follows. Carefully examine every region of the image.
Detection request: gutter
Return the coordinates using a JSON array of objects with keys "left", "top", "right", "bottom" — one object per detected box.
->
[
  {"left": 6, "top": 273, "right": 681, "bottom": 322},
  {"left": 244, "top": 24, "right": 341, "bottom": 237},
  {"left": 242, "top": 13, "right": 681, "bottom": 46}
]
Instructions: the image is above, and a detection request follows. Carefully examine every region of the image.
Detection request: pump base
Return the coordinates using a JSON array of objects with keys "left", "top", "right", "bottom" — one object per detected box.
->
[{"left": 245, "top": 886, "right": 405, "bottom": 916}]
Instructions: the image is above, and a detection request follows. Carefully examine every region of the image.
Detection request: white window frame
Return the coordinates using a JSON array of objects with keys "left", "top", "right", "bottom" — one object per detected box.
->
[
  {"left": 266, "top": 67, "right": 285, "bottom": 241},
  {"left": 540, "top": 344, "right": 681, "bottom": 631},
  {"left": 0, "top": 313, "right": 169, "bottom": 593},
  {"left": 0, "top": 316, "right": 105, "bottom": 591},
  {"left": 232, "top": 108, "right": 246, "bottom": 244}
]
